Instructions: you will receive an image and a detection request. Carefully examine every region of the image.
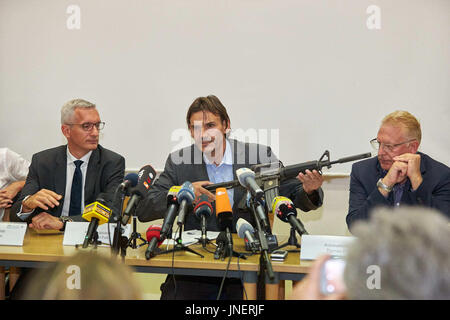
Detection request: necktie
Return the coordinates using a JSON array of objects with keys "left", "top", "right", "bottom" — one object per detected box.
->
[{"left": 69, "top": 160, "right": 83, "bottom": 216}]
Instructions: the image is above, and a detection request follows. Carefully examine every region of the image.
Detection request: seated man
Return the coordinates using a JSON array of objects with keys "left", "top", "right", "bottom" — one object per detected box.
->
[
  {"left": 0, "top": 148, "right": 30, "bottom": 221},
  {"left": 346, "top": 110, "right": 450, "bottom": 230},
  {"left": 136, "top": 95, "right": 324, "bottom": 300},
  {"left": 10, "top": 99, "right": 125, "bottom": 231}
]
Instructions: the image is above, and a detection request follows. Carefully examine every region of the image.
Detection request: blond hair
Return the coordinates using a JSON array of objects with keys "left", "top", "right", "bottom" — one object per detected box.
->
[
  {"left": 21, "top": 251, "right": 142, "bottom": 300},
  {"left": 381, "top": 110, "right": 421, "bottom": 143}
]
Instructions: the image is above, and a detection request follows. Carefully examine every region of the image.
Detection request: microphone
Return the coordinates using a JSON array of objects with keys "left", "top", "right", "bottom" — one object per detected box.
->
[
  {"left": 193, "top": 194, "right": 213, "bottom": 247},
  {"left": 81, "top": 198, "right": 112, "bottom": 248},
  {"left": 245, "top": 192, "right": 270, "bottom": 233},
  {"left": 122, "top": 165, "right": 157, "bottom": 225},
  {"left": 236, "top": 218, "right": 259, "bottom": 252},
  {"left": 119, "top": 172, "right": 139, "bottom": 194},
  {"left": 145, "top": 225, "right": 163, "bottom": 260},
  {"left": 272, "top": 196, "right": 308, "bottom": 236},
  {"left": 176, "top": 181, "right": 195, "bottom": 227},
  {"left": 215, "top": 187, "right": 233, "bottom": 231},
  {"left": 236, "top": 168, "right": 264, "bottom": 200},
  {"left": 160, "top": 186, "right": 181, "bottom": 240},
  {"left": 112, "top": 172, "right": 139, "bottom": 223}
]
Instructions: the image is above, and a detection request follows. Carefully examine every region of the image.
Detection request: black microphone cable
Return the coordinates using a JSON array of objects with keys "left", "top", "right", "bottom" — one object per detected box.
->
[
  {"left": 170, "top": 224, "right": 179, "bottom": 300},
  {"left": 217, "top": 244, "right": 233, "bottom": 300}
]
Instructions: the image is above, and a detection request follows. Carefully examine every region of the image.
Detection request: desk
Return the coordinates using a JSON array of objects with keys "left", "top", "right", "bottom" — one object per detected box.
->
[{"left": 0, "top": 228, "right": 313, "bottom": 300}]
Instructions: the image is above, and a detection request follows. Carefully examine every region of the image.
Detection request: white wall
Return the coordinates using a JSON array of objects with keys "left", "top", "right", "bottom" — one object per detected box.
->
[{"left": 1, "top": 0, "right": 449, "bottom": 175}]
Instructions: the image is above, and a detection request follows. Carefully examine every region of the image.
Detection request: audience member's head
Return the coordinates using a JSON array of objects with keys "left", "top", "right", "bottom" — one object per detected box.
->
[
  {"left": 21, "top": 251, "right": 142, "bottom": 300},
  {"left": 344, "top": 206, "right": 450, "bottom": 300},
  {"left": 290, "top": 206, "right": 450, "bottom": 300}
]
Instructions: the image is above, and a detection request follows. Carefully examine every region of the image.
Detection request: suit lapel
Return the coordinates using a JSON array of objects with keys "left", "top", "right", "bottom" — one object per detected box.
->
[
  {"left": 85, "top": 147, "right": 100, "bottom": 204},
  {"left": 54, "top": 146, "right": 67, "bottom": 216},
  {"left": 231, "top": 139, "right": 247, "bottom": 208}
]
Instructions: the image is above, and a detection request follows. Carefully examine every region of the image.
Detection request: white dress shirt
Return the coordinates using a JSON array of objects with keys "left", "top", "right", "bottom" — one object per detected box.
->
[
  {"left": 0, "top": 148, "right": 30, "bottom": 220},
  {"left": 61, "top": 148, "right": 92, "bottom": 217}
]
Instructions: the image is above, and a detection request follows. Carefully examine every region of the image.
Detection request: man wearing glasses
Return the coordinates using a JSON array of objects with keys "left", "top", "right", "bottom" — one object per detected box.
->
[
  {"left": 10, "top": 99, "right": 125, "bottom": 231},
  {"left": 346, "top": 110, "right": 450, "bottom": 230}
]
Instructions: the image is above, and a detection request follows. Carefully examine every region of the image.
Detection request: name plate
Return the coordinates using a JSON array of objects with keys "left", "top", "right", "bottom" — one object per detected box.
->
[
  {"left": 300, "top": 235, "right": 356, "bottom": 260},
  {"left": 63, "top": 222, "right": 131, "bottom": 247},
  {"left": 0, "top": 222, "right": 28, "bottom": 246}
]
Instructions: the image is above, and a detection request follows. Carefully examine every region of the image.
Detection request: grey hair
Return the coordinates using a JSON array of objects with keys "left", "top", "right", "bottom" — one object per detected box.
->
[
  {"left": 344, "top": 206, "right": 450, "bottom": 300},
  {"left": 61, "top": 99, "right": 96, "bottom": 124}
]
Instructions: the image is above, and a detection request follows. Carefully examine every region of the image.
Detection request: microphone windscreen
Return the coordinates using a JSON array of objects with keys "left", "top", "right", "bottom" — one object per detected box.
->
[
  {"left": 124, "top": 172, "right": 139, "bottom": 188},
  {"left": 215, "top": 188, "right": 232, "bottom": 214},
  {"left": 236, "top": 168, "right": 255, "bottom": 186},
  {"left": 194, "top": 194, "right": 213, "bottom": 218},
  {"left": 146, "top": 225, "right": 162, "bottom": 247},
  {"left": 178, "top": 181, "right": 195, "bottom": 205},
  {"left": 236, "top": 218, "right": 254, "bottom": 239},
  {"left": 271, "top": 196, "right": 291, "bottom": 213},
  {"left": 82, "top": 200, "right": 112, "bottom": 225},
  {"left": 137, "top": 165, "right": 157, "bottom": 191},
  {"left": 215, "top": 187, "right": 232, "bottom": 231}
]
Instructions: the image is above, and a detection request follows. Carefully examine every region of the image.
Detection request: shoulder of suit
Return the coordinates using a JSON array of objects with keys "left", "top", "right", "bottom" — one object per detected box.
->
[
  {"left": 228, "top": 139, "right": 271, "bottom": 152},
  {"left": 419, "top": 152, "right": 450, "bottom": 174},
  {"left": 351, "top": 155, "right": 378, "bottom": 170},
  {"left": 96, "top": 144, "right": 125, "bottom": 162},
  {"left": 168, "top": 143, "right": 194, "bottom": 159},
  {"left": 31, "top": 145, "right": 66, "bottom": 160}
]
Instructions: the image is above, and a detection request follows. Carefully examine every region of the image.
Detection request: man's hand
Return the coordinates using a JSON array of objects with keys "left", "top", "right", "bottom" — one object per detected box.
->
[
  {"left": 22, "top": 189, "right": 63, "bottom": 213},
  {"left": 393, "top": 153, "right": 423, "bottom": 190},
  {"left": 192, "top": 181, "right": 215, "bottom": 202},
  {"left": 382, "top": 161, "right": 408, "bottom": 187},
  {"left": 289, "top": 254, "right": 346, "bottom": 300},
  {"left": 0, "top": 181, "right": 26, "bottom": 208},
  {"left": 29, "top": 212, "right": 63, "bottom": 230},
  {"left": 0, "top": 190, "right": 13, "bottom": 209},
  {"left": 297, "top": 170, "right": 324, "bottom": 194}
]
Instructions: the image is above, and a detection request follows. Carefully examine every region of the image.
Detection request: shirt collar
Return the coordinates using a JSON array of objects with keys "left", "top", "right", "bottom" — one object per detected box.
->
[
  {"left": 203, "top": 139, "right": 232, "bottom": 167},
  {"left": 66, "top": 147, "right": 92, "bottom": 165}
]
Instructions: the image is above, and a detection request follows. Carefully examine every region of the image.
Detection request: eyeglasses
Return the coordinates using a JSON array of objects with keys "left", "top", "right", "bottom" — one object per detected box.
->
[
  {"left": 67, "top": 122, "right": 105, "bottom": 131},
  {"left": 370, "top": 138, "right": 415, "bottom": 152}
]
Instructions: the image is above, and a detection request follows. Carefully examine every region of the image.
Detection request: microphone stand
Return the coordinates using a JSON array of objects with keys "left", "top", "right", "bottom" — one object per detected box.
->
[
  {"left": 249, "top": 198, "right": 274, "bottom": 281},
  {"left": 157, "top": 223, "right": 204, "bottom": 258},
  {"left": 112, "top": 186, "right": 127, "bottom": 258},
  {"left": 126, "top": 209, "right": 148, "bottom": 250},
  {"left": 214, "top": 228, "right": 247, "bottom": 260},
  {"left": 76, "top": 229, "right": 103, "bottom": 249},
  {"left": 273, "top": 226, "right": 301, "bottom": 253},
  {"left": 193, "top": 215, "right": 214, "bottom": 248}
]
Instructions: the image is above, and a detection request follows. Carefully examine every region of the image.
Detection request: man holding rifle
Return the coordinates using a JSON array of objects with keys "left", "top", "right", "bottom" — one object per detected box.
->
[{"left": 136, "top": 95, "right": 324, "bottom": 300}]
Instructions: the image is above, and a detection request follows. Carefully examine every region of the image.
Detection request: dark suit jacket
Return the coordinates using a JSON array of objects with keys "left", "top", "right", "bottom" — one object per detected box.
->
[
  {"left": 347, "top": 152, "right": 450, "bottom": 230},
  {"left": 136, "top": 139, "right": 323, "bottom": 232},
  {"left": 10, "top": 144, "right": 125, "bottom": 223}
]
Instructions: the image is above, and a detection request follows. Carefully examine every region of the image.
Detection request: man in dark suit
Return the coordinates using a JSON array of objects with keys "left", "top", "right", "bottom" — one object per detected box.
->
[
  {"left": 136, "top": 95, "right": 324, "bottom": 299},
  {"left": 10, "top": 99, "right": 125, "bottom": 231},
  {"left": 347, "top": 110, "right": 450, "bottom": 231}
]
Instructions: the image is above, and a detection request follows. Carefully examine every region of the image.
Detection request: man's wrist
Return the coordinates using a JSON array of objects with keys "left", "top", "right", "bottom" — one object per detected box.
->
[
  {"left": 22, "top": 195, "right": 33, "bottom": 212},
  {"left": 410, "top": 175, "right": 423, "bottom": 191},
  {"left": 377, "top": 178, "right": 393, "bottom": 198},
  {"left": 59, "top": 216, "right": 73, "bottom": 232}
]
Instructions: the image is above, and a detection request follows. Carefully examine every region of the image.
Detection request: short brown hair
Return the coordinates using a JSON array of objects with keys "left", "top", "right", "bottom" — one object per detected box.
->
[
  {"left": 381, "top": 110, "right": 422, "bottom": 143},
  {"left": 186, "top": 95, "right": 230, "bottom": 129}
]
